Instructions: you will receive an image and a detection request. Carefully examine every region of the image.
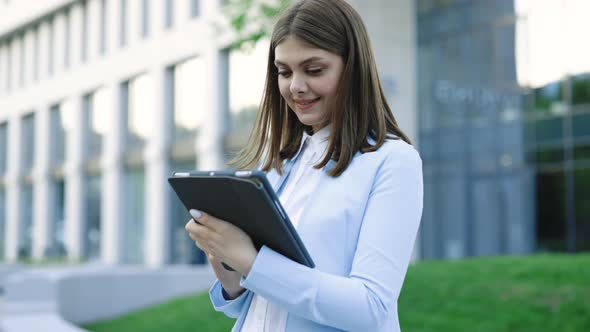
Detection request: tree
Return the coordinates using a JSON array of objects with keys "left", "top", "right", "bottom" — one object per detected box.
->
[{"left": 222, "top": 0, "right": 291, "bottom": 50}]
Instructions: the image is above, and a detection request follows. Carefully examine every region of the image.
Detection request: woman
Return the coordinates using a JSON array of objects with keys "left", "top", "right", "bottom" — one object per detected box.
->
[{"left": 184, "top": 0, "right": 423, "bottom": 331}]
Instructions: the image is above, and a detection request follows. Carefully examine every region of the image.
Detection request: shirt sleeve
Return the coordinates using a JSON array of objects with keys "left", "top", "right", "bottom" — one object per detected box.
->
[
  {"left": 239, "top": 146, "right": 423, "bottom": 331},
  {"left": 209, "top": 280, "right": 252, "bottom": 319}
]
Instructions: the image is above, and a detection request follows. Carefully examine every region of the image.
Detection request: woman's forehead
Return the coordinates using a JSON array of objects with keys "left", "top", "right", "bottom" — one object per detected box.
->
[{"left": 274, "top": 36, "right": 336, "bottom": 64}]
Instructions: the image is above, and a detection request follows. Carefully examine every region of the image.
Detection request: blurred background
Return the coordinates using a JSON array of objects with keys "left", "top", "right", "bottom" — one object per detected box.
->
[{"left": 0, "top": 0, "right": 588, "bottom": 330}]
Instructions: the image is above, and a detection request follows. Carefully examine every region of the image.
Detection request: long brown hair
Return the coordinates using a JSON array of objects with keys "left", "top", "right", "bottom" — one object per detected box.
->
[{"left": 229, "top": 0, "right": 411, "bottom": 177}]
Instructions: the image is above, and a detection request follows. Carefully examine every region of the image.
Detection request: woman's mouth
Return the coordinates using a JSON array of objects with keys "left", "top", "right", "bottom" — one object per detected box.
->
[{"left": 294, "top": 97, "right": 321, "bottom": 110}]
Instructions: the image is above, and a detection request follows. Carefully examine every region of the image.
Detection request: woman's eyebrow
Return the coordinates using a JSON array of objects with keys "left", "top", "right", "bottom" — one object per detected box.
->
[{"left": 274, "top": 57, "right": 324, "bottom": 67}]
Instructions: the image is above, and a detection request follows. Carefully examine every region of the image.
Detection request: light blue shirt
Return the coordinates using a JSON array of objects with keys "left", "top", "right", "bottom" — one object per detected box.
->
[{"left": 209, "top": 137, "right": 423, "bottom": 332}]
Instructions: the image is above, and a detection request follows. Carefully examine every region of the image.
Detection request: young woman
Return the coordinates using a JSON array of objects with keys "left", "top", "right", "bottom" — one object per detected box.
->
[{"left": 184, "top": 0, "right": 423, "bottom": 331}]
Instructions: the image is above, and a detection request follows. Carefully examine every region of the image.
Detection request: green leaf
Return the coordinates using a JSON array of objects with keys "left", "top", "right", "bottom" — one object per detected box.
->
[{"left": 231, "top": 13, "right": 247, "bottom": 30}]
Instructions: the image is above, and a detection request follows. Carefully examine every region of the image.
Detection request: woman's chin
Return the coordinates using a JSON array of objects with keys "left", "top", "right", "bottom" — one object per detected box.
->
[{"left": 295, "top": 114, "right": 324, "bottom": 128}]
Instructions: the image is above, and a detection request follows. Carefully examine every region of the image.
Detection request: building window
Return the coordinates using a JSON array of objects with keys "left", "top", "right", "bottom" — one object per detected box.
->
[
  {"left": 21, "top": 113, "right": 35, "bottom": 170},
  {"left": 0, "top": 188, "right": 5, "bottom": 259},
  {"left": 84, "top": 89, "right": 107, "bottom": 159},
  {"left": 141, "top": 0, "right": 150, "bottom": 38},
  {"left": 0, "top": 43, "right": 5, "bottom": 93},
  {"left": 100, "top": 0, "right": 107, "bottom": 54},
  {"left": 20, "top": 184, "right": 34, "bottom": 259},
  {"left": 48, "top": 16, "right": 55, "bottom": 76},
  {"left": 165, "top": 0, "right": 174, "bottom": 29},
  {"left": 6, "top": 39, "right": 12, "bottom": 92},
  {"left": 574, "top": 168, "right": 590, "bottom": 251},
  {"left": 126, "top": 74, "right": 153, "bottom": 150},
  {"left": 18, "top": 33, "right": 25, "bottom": 86},
  {"left": 120, "top": 0, "right": 128, "bottom": 47},
  {"left": 50, "top": 103, "right": 67, "bottom": 166},
  {"left": 0, "top": 122, "right": 7, "bottom": 174},
  {"left": 572, "top": 74, "right": 590, "bottom": 107},
  {"left": 173, "top": 57, "right": 205, "bottom": 142},
  {"left": 123, "top": 167, "right": 145, "bottom": 264},
  {"left": 81, "top": 0, "right": 88, "bottom": 61},
  {"left": 190, "top": 0, "right": 199, "bottom": 18},
  {"left": 83, "top": 89, "right": 107, "bottom": 261},
  {"left": 48, "top": 179, "right": 66, "bottom": 258},
  {"left": 33, "top": 25, "right": 39, "bottom": 81},
  {"left": 226, "top": 43, "right": 266, "bottom": 156},
  {"left": 85, "top": 174, "right": 101, "bottom": 259},
  {"left": 64, "top": 8, "right": 71, "bottom": 68}
]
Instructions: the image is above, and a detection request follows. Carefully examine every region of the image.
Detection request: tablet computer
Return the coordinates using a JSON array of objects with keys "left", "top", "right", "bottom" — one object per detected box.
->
[{"left": 168, "top": 170, "right": 315, "bottom": 269}]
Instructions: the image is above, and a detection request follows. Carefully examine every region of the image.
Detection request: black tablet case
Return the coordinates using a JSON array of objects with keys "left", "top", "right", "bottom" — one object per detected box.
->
[{"left": 168, "top": 171, "right": 315, "bottom": 268}]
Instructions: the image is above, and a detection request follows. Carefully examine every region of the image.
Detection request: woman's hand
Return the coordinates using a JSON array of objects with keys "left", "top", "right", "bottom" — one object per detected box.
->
[{"left": 185, "top": 209, "right": 258, "bottom": 297}]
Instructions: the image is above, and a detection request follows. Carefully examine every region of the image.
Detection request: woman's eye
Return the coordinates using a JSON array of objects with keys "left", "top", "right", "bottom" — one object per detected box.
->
[
  {"left": 278, "top": 71, "right": 291, "bottom": 77},
  {"left": 307, "top": 68, "right": 322, "bottom": 75}
]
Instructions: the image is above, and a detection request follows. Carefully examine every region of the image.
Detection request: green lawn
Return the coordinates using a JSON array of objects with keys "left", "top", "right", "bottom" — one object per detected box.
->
[{"left": 83, "top": 254, "right": 590, "bottom": 332}]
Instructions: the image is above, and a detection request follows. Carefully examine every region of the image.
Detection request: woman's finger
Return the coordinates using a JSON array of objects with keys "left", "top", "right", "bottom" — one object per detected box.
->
[
  {"left": 185, "top": 218, "right": 209, "bottom": 236},
  {"left": 187, "top": 231, "right": 198, "bottom": 242},
  {"left": 189, "top": 209, "right": 224, "bottom": 231}
]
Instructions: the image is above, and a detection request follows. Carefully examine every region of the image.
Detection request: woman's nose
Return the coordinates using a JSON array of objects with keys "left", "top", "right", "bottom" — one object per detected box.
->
[{"left": 289, "top": 75, "right": 307, "bottom": 95}]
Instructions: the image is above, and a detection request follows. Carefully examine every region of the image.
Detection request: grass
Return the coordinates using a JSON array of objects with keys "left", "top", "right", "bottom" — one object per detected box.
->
[
  {"left": 82, "top": 292, "right": 235, "bottom": 332},
  {"left": 83, "top": 254, "right": 590, "bottom": 332}
]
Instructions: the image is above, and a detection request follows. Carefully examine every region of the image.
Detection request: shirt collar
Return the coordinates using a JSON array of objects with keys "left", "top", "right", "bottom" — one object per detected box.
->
[
  {"left": 291, "top": 125, "right": 331, "bottom": 161},
  {"left": 308, "top": 125, "right": 330, "bottom": 151}
]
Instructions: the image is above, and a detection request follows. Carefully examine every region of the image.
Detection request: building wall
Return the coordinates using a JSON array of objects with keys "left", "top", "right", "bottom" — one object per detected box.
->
[
  {"left": 0, "top": 0, "right": 230, "bottom": 265},
  {"left": 417, "top": 0, "right": 590, "bottom": 259}
]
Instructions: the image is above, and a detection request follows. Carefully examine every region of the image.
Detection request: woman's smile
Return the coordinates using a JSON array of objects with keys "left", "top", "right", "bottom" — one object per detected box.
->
[{"left": 293, "top": 97, "right": 321, "bottom": 110}]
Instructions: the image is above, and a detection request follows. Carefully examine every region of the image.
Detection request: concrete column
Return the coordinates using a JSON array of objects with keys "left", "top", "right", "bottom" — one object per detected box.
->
[
  {"left": 149, "top": 0, "right": 164, "bottom": 38},
  {"left": 144, "top": 67, "right": 172, "bottom": 266},
  {"left": 32, "top": 105, "right": 53, "bottom": 260},
  {"left": 5, "top": 116, "right": 22, "bottom": 262},
  {"left": 127, "top": 0, "right": 142, "bottom": 45},
  {"left": 107, "top": 0, "right": 121, "bottom": 52},
  {"left": 64, "top": 95, "right": 86, "bottom": 261},
  {"left": 200, "top": 0, "right": 221, "bottom": 18},
  {"left": 196, "top": 48, "right": 228, "bottom": 170},
  {"left": 174, "top": 0, "right": 191, "bottom": 27},
  {"left": 101, "top": 81, "right": 125, "bottom": 264}
]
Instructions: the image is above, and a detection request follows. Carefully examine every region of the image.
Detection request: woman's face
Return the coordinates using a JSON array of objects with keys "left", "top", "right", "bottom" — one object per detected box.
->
[{"left": 274, "top": 36, "right": 344, "bottom": 133}]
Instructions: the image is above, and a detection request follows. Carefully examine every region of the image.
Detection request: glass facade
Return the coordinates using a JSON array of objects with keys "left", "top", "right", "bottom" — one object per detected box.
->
[
  {"left": 48, "top": 179, "right": 66, "bottom": 258},
  {"left": 50, "top": 103, "right": 66, "bottom": 166},
  {"left": 417, "top": 0, "right": 589, "bottom": 258},
  {"left": 0, "top": 123, "right": 5, "bottom": 258},
  {"left": 123, "top": 167, "right": 145, "bottom": 264},
  {"left": 20, "top": 184, "right": 33, "bottom": 259},
  {"left": 85, "top": 174, "right": 101, "bottom": 260},
  {"left": 21, "top": 113, "right": 35, "bottom": 170},
  {"left": 0, "top": 189, "right": 4, "bottom": 258}
]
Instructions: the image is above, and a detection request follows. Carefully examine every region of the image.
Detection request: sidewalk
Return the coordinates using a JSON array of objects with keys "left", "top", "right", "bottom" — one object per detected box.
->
[{"left": 1, "top": 265, "right": 215, "bottom": 332}]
